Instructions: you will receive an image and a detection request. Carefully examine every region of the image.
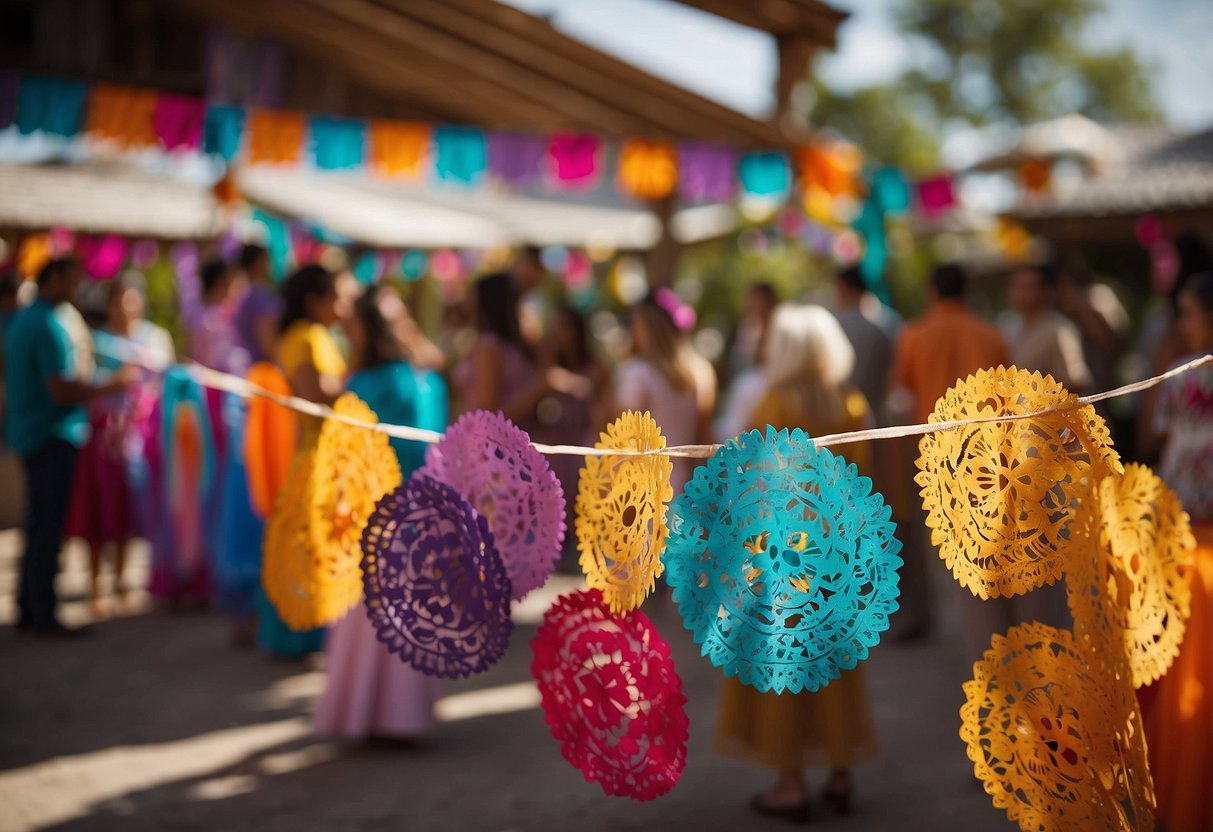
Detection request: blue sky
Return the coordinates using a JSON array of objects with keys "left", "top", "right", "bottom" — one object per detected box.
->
[{"left": 504, "top": 0, "right": 1213, "bottom": 130}]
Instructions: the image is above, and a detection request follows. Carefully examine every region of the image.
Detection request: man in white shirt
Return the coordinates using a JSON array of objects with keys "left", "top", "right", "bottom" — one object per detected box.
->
[{"left": 1000, "top": 262, "right": 1092, "bottom": 392}]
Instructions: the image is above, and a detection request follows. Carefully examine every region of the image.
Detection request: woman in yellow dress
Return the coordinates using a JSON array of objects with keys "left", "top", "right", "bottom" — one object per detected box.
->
[
  {"left": 257, "top": 264, "right": 355, "bottom": 658},
  {"left": 277, "top": 264, "right": 356, "bottom": 447},
  {"left": 716, "top": 304, "right": 878, "bottom": 823}
]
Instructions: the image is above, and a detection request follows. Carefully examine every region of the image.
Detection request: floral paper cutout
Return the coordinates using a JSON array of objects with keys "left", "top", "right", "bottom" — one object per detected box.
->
[
  {"left": 261, "top": 449, "right": 320, "bottom": 630},
  {"left": 916, "top": 367, "right": 1121, "bottom": 599},
  {"left": 575, "top": 411, "right": 673, "bottom": 613},
  {"left": 361, "top": 474, "right": 513, "bottom": 678},
  {"left": 531, "top": 589, "right": 688, "bottom": 801},
  {"left": 1068, "top": 463, "right": 1196, "bottom": 688},
  {"left": 961, "top": 622, "right": 1154, "bottom": 832},
  {"left": 421, "top": 411, "right": 565, "bottom": 600},
  {"left": 664, "top": 428, "right": 902, "bottom": 694},
  {"left": 261, "top": 396, "right": 400, "bottom": 630}
]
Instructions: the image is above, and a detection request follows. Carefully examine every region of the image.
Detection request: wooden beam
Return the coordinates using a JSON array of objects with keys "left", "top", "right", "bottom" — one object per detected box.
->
[
  {"left": 164, "top": 0, "right": 564, "bottom": 127},
  {"left": 304, "top": 0, "right": 659, "bottom": 136},
  {"left": 437, "top": 0, "right": 792, "bottom": 147},
  {"left": 378, "top": 0, "right": 738, "bottom": 140},
  {"left": 672, "top": 0, "right": 846, "bottom": 45}
]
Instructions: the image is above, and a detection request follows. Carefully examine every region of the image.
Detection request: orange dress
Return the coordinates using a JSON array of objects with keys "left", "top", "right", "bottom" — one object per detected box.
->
[{"left": 1144, "top": 360, "right": 1213, "bottom": 832}]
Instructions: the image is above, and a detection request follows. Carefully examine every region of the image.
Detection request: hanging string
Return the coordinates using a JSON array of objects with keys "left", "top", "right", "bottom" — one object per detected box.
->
[{"left": 100, "top": 338, "right": 1212, "bottom": 459}]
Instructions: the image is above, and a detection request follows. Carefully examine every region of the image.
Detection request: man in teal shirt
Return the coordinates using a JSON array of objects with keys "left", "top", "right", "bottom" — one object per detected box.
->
[{"left": 5, "top": 258, "right": 131, "bottom": 635}]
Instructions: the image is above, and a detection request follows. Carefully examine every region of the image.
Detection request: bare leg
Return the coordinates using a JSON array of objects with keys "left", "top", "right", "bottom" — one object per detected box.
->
[
  {"left": 763, "top": 768, "right": 808, "bottom": 804},
  {"left": 88, "top": 542, "right": 106, "bottom": 619},
  {"left": 113, "top": 539, "right": 130, "bottom": 614}
]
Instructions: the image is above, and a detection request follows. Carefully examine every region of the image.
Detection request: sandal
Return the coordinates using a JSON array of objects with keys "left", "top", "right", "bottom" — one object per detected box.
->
[{"left": 749, "top": 793, "right": 811, "bottom": 823}]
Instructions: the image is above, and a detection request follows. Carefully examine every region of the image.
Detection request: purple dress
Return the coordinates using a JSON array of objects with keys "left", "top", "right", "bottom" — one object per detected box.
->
[
  {"left": 235, "top": 284, "right": 282, "bottom": 365},
  {"left": 454, "top": 333, "right": 537, "bottom": 429}
]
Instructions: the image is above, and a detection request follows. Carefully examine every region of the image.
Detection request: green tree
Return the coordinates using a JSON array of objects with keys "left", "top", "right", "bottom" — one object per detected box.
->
[{"left": 806, "top": 0, "right": 1161, "bottom": 169}]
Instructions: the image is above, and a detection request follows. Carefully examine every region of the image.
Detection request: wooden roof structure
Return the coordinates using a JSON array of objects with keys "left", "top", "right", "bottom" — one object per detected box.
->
[{"left": 161, "top": 0, "right": 845, "bottom": 150}]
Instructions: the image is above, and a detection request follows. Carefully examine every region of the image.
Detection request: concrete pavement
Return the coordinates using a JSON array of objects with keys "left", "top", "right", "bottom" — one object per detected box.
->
[{"left": 0, "top": 530, "right": 1011, "bottom": 831}]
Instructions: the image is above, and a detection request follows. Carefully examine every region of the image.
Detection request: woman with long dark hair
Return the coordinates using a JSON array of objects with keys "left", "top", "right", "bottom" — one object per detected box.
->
[
  {"left": 314, "top": 283, "right": 449, "bottom": 740},
  {"left": 615, "top": 290, "right": 716, "bottom": 493},
  {"left": 256, "top": 264, "right": 353, "bottom": 659},
  {"left": 454, "top": 272, "right": 548, "bottom": 429}
]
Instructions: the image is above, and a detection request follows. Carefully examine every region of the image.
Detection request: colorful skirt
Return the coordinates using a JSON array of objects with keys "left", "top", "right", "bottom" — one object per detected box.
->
[
  {"left": 1144, "top": 524, "right": 1213, "bottom": 832},
  {"left": 315, "top": 604, "right": 442, "bottom": 739},
  {"left": 65, "top": 410, "right": 135, "bottom": 547},
  {"left": 214, "top": 393, "right": 264, "bottom": 617},
  {"left": 716, "top": 668, "right": 878, "bottom": 772}
]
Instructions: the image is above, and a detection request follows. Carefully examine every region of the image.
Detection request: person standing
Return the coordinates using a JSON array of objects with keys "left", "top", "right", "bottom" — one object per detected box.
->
[
  {"left": 233, "top": 244, "right": 282, "bottom": 366},
  {"left": 5, "top": 259, "right": 132, "bottom": 636},
  {"left": 1000, "top": 262, "right": 1092, "bottom": 392},
  {"left": 718, "top": 304, "right": 877, "bottom": 821},
  {"left": 889, "top": 263, "right": 1008, "bottom": 643},
  {"left": 257, "top": 264, "right": 354, "bottom": 658},
  {"left": 454, "top": 272, "right": 548, "bottom": 430},
  {"left": 315, "top": 284, "right": 449, "bottom": 740},
  {"left": 717, "top": 283, "right": 778, "bottom": 441},
  {"left": 65, "top": 273, "right": 174, "bottom": 618},
  {"left": 833, "top": 266, "right": 894, "bottom": 426},
  {"left": 616, "top": 290, "right": 716, "bottom": 494},
  {"left": 1145, "top": 270, "right": 1213, "bottom": 832}
]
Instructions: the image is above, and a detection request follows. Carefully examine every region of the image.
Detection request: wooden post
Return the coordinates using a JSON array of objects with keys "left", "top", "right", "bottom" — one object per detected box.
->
[{"left": 647, "top": 195, "right": 680, "bottom": 287}]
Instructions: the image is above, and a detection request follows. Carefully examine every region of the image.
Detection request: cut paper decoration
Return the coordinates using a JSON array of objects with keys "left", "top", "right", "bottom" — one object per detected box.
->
[
  {"left": 488, "top": 131, "right": 546, "bottom": 187},
  {"left": 531, "top": 589, "right": 689, "bottom": 801},
  {"left": 961, "top": 622, "right": 1154, "bottom": 832},
  {"left": 915, "top": 175, "right": 956, "bottom": 218},
  {"left": 310, "top": 116, "right": 365, "bottom": 171},
  {"left": 16, "top": 75, "right": 88, "bottom": 137},
  {"left": 243, "top": 363, "right": 299, "bottom": 519},
  {"left": 306, "top": 394, "right": 403, "bottom": 622},
  {"left": 16, "top": 233, "right": 52, "bottom": 279},
  {"left": 247, "top": 109, "right": 306, "bottom": 166},
  {"left": 798, "top": 142, "right": 862, "bottom": 221},
  {"left": 421, "top": 411, "right": 565, "bottom": 600},
  {"left": 204, "top": 105, "right": 244, "bottom": 161},
  {"left": 618, "top": 138, "right": 678, "bottom": 201},
  {"left": 361, "top": 474, "right": 513, "bottom": 678},
  {"left": 738, "top": 151, "right": 791, "bottom": 199},
  {"left": 575, "top": 411, "right": 673, "bottom": 613},
  {"left": 434, "top": 125, "right": 488, "bottom": 186},
  {"left": 664, "top": 427, "right": 902, "bottom": 694},
  {"left": 79, "top": 235, "right": 130, "bottom": 282},
  {"left": 153, "top": 93, "right": 206, "bottom": 151},
  {"left": 263, "top": 394, "right": 400, "bottom": 631},
  {"left": 1068, "top": 463, "right": 1196, "bottom": 688},
  {"left": 86, "top": 84, "right": 157, "bottom": 148},
  {"left": 548, "top": 133, "right": 602, "bottom": 190},
  {"left": 871, "top": 166, "right": 911, "bottom": 214},
  {"left": 916, "top": 367, "right": 1121, "bottom": 600},
  {"left": 678, "top": 142, "right": 737, "bottom": 204},
  {"left": 251, "top": 208, "right": 291, "bottom": 281},
  {"left": 369, "top": 120, "right": 430, "bottom": 179},
  {"left": 261, "top": 449, "right": 321, "bottom": 630},
  {"left": 160, "top": 366, "right": 215, "bottom": 588}
]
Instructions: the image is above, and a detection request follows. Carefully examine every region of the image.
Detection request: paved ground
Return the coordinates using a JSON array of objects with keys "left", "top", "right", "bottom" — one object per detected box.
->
[{"left": 0, "top": 529, "right": 1012, "bottom": 832}]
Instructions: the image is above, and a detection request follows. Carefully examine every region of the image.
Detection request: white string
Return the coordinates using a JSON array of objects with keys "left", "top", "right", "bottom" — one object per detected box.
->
[{"left": 103, "top": 340, "right": 1213, "bottom": 459}]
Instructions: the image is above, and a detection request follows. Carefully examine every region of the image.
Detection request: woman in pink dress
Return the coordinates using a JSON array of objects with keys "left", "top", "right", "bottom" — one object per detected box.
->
[
  {"left": 65, "top": 273, "right": 174, "bottom": 617},
  {"left": 453, "top": 272, "right": 550, "bottom": 430},
  {"left": 314, "top": 285, "right": 448, "bottom": 740}
]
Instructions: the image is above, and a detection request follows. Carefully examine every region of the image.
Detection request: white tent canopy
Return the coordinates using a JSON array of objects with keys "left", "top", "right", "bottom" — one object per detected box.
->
[{"left": 0, "top": 155, "right": 737, "bottom": 249}]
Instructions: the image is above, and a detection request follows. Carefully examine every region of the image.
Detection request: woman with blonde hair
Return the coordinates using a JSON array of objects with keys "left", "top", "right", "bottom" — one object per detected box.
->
[
  {"left": 615, "top": 290, "right": 716, "bottom": 493},
  {"left": 716, "top": 303, "right": 878, "bottom": 822}
]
